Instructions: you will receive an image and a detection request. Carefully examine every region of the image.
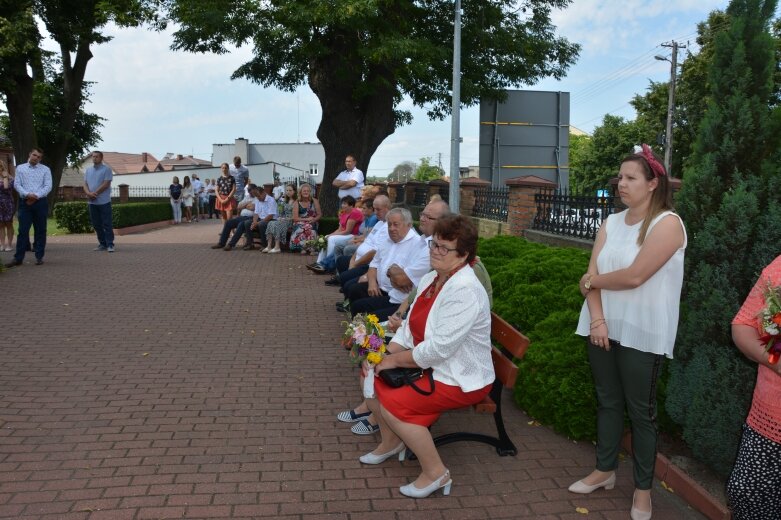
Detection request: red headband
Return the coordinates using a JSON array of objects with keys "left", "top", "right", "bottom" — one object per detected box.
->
[{"left": 633, "top": 144, "right": 666, "bottom": 177}]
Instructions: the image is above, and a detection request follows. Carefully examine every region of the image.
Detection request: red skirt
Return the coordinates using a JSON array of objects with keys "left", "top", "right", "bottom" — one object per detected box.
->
[
  {"left": 215, "top": 197, "right": 237, "bottom": 212},
  {"left": 375, "top": 372, "right": 492, "bottom": 427}
]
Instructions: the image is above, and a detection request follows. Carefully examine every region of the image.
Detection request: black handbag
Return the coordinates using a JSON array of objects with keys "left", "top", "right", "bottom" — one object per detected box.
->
[{"left": 378, "top": 367, "right": 435, "bottom": 396}]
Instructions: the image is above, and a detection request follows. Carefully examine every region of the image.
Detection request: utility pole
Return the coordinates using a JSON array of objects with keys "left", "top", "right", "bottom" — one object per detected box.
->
[
  {"left": 655, "top": 41, "right": 685, "bottom": 176},
  {"left": 448, "top": 0, "right": 462, "bottom": 211}
]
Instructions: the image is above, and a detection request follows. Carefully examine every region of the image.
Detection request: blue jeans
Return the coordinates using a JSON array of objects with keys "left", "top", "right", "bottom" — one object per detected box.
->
[
  {"left": 15, "top": 197, "right": 48, "bottom": 262},
  {"left": 88, "top": 202, "right": 114, "bottom": 248}
]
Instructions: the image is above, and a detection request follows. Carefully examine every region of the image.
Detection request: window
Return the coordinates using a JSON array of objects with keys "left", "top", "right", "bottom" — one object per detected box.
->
[{"left": 309, "top": 164, "right": 319, "bottom": 176}]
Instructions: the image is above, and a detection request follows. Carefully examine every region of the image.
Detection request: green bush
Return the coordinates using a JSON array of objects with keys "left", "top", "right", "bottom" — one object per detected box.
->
[
  {"left": 53, "top": 202, "right": 93, "bottom": 233},
  {"left": 479, "top": 235, "right": 679, "bottom": 441},
  {"left": 54, "top": 201, "right": 173, "bottom": 233},
  {"left": 111, "top": 202, "right": 172, "bottom": 228},
  {"left": 318, "top": 216, "right": 339, "bottom": 235}
]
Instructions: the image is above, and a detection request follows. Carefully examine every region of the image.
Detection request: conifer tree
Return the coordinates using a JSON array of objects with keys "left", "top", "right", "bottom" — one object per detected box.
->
[{"left": 666, "top": 0, "right": 781, "bottom": 475}]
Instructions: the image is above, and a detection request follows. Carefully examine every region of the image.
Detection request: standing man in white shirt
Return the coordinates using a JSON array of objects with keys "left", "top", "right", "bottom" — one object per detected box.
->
[
  {"left": 332, "top": 155, "right": 364, "bottom": 201},
  {"left": 191, "top": 174, "right": 203, "bottom": 221},
  {"left": 229, "top": 156, "right": 249, "bottom": 203},
  {"left": 83, "top": 151, "right": 115, "bottom": 252},
  {"left": 6, "top": 148, "right": 52, "bottom": 267}
]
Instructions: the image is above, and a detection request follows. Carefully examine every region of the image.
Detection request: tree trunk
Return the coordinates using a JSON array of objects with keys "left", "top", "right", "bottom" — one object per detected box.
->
[
  {"left": 4, "top": 72, "right": 37, "bottom": 166},
  {"left": 45, "top": 41, "right": 92, "bottom": 212},
  {"left": 309, "top": 54, "right": 397, "bottom": 216}
]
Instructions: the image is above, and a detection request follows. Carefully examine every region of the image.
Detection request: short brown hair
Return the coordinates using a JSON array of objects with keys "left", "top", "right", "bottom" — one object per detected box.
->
[{"left": 433, "top": 214, "right": 478, "bottom": 263}]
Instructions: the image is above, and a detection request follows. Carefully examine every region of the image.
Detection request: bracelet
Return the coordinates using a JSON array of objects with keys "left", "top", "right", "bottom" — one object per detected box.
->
[{"left": 590, "top": 318, "right": 606, "bottom": 330}]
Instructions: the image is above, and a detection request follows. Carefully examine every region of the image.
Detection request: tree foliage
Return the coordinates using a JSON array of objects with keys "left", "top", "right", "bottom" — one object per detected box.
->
[
  {"left": 568, "top": 115, "right": 652, "bottom": 194},
  {"left": 665, "top": 0, "right": 781, "bottom": 476},
  {"left": 413, "top": 156, "right": 444, "bottom": 181},
  {"left": 0, "top": 0, "right": 155, "bottom": 205},
  {"left": 389, "top": 160, "right": 415, "bottom": 182},
  {"left": 162, "top": 0, "right": 580, "bottom": 214}
]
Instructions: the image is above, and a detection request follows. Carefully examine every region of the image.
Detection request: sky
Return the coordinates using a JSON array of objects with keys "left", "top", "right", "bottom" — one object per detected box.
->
[{"left": 74, "top": 0, "right": 729, "bottom": 178}]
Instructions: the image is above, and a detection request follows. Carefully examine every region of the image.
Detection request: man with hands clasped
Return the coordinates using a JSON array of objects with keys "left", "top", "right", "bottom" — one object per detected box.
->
[
  {"left": 6, "top": 148, "right": 52, "bottom": 268},
  {"left": 84, "top": 151, "right": 115, "bottom": 253}
]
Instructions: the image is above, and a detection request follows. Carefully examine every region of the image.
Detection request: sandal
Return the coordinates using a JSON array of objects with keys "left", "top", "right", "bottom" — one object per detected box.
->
[
  {"left": 351, "top": 418, "right": 380, "bottom": 435},
  {"left": 337, "top": 409, "right": 371, "bottom": 423}
]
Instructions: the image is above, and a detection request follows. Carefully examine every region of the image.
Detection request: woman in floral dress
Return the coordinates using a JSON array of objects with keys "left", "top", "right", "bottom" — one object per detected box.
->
[
  {"left": 0, "top": 162, "right": 14, "bottom": 251},
  {"left": 264, "top": 184, "right": 297, "bottom": 253},
  {"left": 215, "top": 163, "right": 236, "bottom": 222},
  {"left": 290, "top": 183, "right": 322, "bottom": 254}
]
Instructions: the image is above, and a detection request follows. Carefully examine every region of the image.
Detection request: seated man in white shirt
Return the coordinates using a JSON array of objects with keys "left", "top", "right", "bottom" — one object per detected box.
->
[
  {"left": 229, "top": 185, "right": 277, "bottom": 250},
  {"left": 346, "top": 207, "right": 429, "bottom": 321},
  {"left": 212, "top": 184, "right": 260, "bottom": 250}
]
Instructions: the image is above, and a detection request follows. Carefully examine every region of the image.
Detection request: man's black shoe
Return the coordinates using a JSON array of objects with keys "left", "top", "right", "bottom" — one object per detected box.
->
[
  {"left": 35, "top": 259, "right": 44, "bottom": 266},
  {"left": 4, "top": 259, "right": 21, "bottom": 268},
  {"left": 335, "top": 301, "right": 350, "bottom": 313},
  {"left": 324, "top": 276, "right": 341, "bottom": 286}
]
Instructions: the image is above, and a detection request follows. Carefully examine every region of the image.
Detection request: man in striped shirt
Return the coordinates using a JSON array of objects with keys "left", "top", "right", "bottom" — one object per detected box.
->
[{"left": 6, "top": 148, "right": 52, "bottom": 267}]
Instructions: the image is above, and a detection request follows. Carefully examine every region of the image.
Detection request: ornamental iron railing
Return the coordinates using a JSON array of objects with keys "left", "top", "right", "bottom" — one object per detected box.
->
[
  {"left": 532, "top": 188, "right": 615, "bottom": 240},
  {"left": 472, "top": 186, "right": 509, "bottom": 222},
  {"left": 412, "top": 186, "right": 428, "bottom": 206}
]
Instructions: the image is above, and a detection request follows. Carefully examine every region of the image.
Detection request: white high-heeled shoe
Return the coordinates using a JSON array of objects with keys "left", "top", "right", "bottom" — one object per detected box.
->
[
  {"left": 630, "top": 490, "right": 652, "bottom": 520},
  {"left": 399, "top": 470, "right": 452, "bottom": 498},
  {"left": 568, "top": 472, "right": 616, "bottom": 494},
  {"left": 359, "top": 442, "right": 405, "bottom": 465}
]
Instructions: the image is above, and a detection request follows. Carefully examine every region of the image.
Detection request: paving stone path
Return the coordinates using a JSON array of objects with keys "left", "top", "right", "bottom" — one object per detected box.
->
[{"left": 0, "top": 221, "right": 705, "bottom": 519}]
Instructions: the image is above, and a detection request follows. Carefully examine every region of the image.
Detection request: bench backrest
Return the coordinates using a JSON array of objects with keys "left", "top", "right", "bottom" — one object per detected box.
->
[{"left": 490, "top": 311, "right": 530, "bottom": 389}]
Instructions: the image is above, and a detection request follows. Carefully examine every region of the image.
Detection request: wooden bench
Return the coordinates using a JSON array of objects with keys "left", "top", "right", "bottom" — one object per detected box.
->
[{"left": 402, "top": 311, "right": 530, "bottom": 460}]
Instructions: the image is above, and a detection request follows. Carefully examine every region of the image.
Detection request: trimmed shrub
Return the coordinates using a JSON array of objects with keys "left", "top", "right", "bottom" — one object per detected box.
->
[
  {"left": 53, "top": 202, "right": 93, "bottom": 233},
  {"left": 54, "top": 201, "right": 173, "bottom": 233},
  {"left": 112, "top": 202, "right": 172, "bottom": 228},
  {"left": 317, "top": 216, "right": 339, "bottom": 235},
  {"left": 478, "top": 235, "right": 597, "bottom": 439}
]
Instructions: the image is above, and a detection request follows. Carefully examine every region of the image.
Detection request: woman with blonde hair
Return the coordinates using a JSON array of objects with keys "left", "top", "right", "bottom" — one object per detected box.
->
[
  {"left": 215, "top": 163, "right": 237, "bottom": 222},
  {"left": 0, "top": 161, "right": 14, "bottom": 251},
  {"left": 290, "top": 183, "right": 322, "bottom": 254},
  {"left": 181, "top": 175, "right": 194, "bottom": 222}
]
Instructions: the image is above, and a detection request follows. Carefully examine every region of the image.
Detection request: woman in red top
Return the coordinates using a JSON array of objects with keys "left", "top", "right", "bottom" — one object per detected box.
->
[
  {"left": 727, "top": 254, "right": 781, "bottom": 519},
  {"left": 308, "top": 195, "right": 363, "bottom": 272}
]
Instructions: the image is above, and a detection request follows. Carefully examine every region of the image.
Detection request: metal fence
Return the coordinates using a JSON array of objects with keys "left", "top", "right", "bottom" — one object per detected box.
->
[
  {"left": 531, "top": 188, "right": 615, "bottom": 240},
  {"left": 412, "top": 186, "right": 428, "bottom": 207},
  {"left": 472, "top": 186, "right": 509, "bottom": 222},
  {"left": 113, "top": 186, "right": 171, "bottom": 199}
]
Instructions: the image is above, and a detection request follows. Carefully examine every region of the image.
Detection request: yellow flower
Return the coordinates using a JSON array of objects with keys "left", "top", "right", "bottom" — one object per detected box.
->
[
  {"left": 376, "top": 325, "right": 385, "bottom": 337},
  {"left": 367, "top": 314, "right": 379, "bottom": 325},
  {"left": 366, "top": 352, "right": 383, "bottom": 365}
]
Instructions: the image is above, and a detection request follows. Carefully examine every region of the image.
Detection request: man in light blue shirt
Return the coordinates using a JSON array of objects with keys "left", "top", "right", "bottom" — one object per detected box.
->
[
  {"left": 84, "top": 151, "right": 115, "bottom": 252},
  {"left": 7, "top": 148, "right": 52, "bottom": 267},
  {"left": 229, "top": 156, "right": 249, "bottom": 203}
]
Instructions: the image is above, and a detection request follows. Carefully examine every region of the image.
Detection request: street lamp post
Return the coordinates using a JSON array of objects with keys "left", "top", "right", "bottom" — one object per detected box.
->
[{"left": 448, "top": 0, "right": 461, "bottom": 212}]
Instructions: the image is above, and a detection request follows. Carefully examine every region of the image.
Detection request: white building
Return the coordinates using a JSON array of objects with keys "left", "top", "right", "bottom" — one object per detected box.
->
[{"left": 212, "top": 138, "right": 325, "bottom": 177}]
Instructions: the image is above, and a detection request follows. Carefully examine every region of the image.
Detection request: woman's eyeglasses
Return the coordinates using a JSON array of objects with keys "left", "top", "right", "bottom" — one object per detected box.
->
[{"left": 428, "top": 240, "right": 457, "bottom": 255}]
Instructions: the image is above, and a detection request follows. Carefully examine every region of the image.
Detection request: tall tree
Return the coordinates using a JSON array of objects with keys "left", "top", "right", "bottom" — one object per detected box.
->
[
  {"left": 413, "top": 156, "right": 444, "bottom": 181},
  {"left": 389, "top": 160, "right": 416, "bottom": 182},
  {"left": 568, "top": 115, "right": 650, "bottom": 195},
  {"left": 665, "top": 0, "right": 781, "bottom": 476},
  {"left": 0, "top": 0, "right": 154, "bottom": 206},
  {"left": 163, "top": 0, "right": 579, "bottom": 214}
]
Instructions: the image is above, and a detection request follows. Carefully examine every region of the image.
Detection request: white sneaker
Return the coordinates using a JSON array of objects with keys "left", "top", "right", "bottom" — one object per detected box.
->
[{"left": 261, "top": 246, "right": 270, "bottom": 253}]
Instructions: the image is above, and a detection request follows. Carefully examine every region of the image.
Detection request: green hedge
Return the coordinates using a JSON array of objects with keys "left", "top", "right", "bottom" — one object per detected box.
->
[
  {"left": 54, "top": 201, "right": 172, "bottom": 233},
  {"left": 317, "top": 216, "right": 339, "bottom": 235},
  {"left": 479, "top": 234, "right": 677, "bottom": 441}
]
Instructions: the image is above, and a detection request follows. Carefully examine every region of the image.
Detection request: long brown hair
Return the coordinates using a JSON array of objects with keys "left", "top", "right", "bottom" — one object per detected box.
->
[{"left": 620, "top": 150, "right": 673, "bottom": 246}]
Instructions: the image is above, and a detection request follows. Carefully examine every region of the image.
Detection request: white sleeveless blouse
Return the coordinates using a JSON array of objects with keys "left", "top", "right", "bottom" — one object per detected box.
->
[{"left": 576, "top": 210, "right": 687, "bottom": 358}]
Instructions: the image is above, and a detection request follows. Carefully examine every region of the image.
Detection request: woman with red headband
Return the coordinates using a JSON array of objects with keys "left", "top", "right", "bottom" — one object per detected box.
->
[{"left": 568, "top": 145, "right": 686, "bottom": 520}]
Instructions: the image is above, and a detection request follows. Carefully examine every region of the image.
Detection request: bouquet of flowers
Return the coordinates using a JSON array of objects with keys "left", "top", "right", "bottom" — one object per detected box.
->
[
  {"left": 342, "top": 313, "right": 386, "bottom": 365},
  {"left": 759, "top": 282, "right": 781, "bottom": 365},
  {"left": 342, "top": 313, "right": 387, "bottom": 398},
  {"left": 305, "top": 235, "right": 327, "bottom": 252}
]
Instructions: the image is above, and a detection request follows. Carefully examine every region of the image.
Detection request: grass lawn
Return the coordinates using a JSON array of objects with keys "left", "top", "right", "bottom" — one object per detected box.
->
[{"left": 11, "top": 218, "right": 70, "bottom": 236}]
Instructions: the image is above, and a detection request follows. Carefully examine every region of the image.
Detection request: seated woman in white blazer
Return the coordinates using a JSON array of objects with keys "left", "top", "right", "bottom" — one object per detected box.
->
[{"left": 360, "top": 214, "right": 494, "bottom": 499}]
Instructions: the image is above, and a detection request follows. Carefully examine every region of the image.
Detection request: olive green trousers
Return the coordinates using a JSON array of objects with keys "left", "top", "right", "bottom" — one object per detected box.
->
[{"left": 587, "top": 340, "right": 663, "bottom": 490}]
